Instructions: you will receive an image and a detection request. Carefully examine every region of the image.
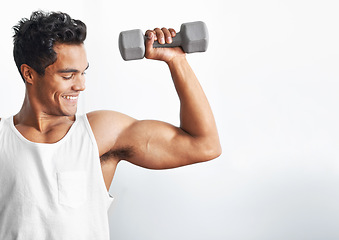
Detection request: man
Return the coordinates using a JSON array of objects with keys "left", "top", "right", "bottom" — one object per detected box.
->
[{"left": 0, "top": 11, "right": 221, "bottom": 239}]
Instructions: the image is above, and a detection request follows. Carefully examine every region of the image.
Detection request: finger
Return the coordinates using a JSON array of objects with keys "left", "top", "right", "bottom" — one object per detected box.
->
[
  {"left": 145, "top": 30, "right": 155, "bottom": 51},
  {"left": 161, "top": 27, "right": 172, "bottom": 44},
  {"left": 145, "top": 30, "right": 157, "bottom": 41},
  {"left": 168, "top": 28, "right": 176, "bottom": 38},
  {"left": 154, "top": 28, "right": 165, "bottom": 44}
]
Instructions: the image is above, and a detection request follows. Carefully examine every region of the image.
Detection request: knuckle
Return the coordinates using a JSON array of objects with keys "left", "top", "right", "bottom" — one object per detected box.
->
[{"left": 169, "top": 28, "right": 176, "bottom": 36}]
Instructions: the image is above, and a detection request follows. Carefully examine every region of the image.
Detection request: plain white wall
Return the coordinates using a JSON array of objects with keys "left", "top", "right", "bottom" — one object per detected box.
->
[{"left": 1, "top": 0, "right": 339, "bottom": 239}]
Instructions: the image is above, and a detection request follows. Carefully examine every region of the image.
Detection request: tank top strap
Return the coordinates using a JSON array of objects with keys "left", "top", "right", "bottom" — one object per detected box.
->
[{"left": 76, "top": 113, "right": 114, "bottom": 208}]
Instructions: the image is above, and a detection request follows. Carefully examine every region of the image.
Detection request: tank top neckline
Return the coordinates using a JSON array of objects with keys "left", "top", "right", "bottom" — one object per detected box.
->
[{"left": 9, "top": 114, "right": 80, "bottom": 147}]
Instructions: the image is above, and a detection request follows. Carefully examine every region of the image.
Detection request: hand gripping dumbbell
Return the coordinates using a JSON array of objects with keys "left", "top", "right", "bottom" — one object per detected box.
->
[{"left": 118, "top": 21, "right": 209, "bottom": 61}]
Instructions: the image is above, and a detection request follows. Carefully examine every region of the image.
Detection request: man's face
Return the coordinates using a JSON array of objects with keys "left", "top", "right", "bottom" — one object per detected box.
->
[{"left": 34, "top": 43, "right": 88, "bottom": 117}]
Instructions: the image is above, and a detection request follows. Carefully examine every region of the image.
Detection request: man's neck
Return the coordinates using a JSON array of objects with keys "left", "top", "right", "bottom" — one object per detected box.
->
[{"left": 15, "top": 97, "right": 75, "bottom": 133}]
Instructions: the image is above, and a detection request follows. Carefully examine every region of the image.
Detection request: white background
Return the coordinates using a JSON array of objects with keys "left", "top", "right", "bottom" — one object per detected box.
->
[{"left": 1, "top": 0, "right": 339, "bottom": 239}]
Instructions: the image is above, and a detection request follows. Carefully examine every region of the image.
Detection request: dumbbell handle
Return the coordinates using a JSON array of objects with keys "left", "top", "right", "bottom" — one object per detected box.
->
[{"left": 147, "top": 33, "right": 183, "bottom": 49}]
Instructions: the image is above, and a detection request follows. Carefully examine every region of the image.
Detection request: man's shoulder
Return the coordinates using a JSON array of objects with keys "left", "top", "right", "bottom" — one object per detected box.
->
[
  {"left": 85, "top": 110, "right": 136, "bottom": 149},
  {"left": 86, "top": 110, "right": 135, "bottom": 127}
]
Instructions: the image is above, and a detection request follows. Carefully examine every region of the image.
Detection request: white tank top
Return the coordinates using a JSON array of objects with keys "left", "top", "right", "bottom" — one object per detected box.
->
[{"left": 0, "top": 115, "right": 113, "bottom": 240}]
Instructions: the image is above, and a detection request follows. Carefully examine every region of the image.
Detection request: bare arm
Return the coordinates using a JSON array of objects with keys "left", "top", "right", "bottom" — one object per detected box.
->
[{"left": 91, "top": 27, "right": 221, "bottom": 171}]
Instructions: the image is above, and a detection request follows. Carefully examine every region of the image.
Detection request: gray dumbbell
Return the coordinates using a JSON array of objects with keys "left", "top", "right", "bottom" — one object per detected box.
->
[{"left": 118, "top": 21, "right": 209, "bottom": 61}]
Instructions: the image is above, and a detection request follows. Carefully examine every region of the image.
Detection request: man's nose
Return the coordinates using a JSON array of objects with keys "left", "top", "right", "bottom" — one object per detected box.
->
[{"left": 72, "top": 74, "right": 86, "bottom": 91}]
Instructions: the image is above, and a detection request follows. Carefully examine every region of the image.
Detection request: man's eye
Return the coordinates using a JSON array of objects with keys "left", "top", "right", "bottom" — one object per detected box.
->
[{"left": 63, "top": 75, "right": 73, "bottom": 80}]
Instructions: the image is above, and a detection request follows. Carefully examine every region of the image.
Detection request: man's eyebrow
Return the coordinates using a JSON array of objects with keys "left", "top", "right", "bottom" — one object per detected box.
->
[{"left": 57, "top": 63, "right": 89, "bottom": 73}]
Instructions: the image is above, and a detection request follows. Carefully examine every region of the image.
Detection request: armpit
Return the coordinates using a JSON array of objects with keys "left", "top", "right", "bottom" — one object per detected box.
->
[{"left": 100, "top": 146, "right": 134, "bottom": 162}]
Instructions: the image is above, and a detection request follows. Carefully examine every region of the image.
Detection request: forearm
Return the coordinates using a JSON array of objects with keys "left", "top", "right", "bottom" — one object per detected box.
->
[{"left": 167, "top": 56, "right": 221, "bottom": 156}]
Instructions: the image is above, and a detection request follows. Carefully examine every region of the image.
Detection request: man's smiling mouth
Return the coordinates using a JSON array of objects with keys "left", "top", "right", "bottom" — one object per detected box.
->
[{"left": 62, "top": 95, "right": 78, "bottom": 100}]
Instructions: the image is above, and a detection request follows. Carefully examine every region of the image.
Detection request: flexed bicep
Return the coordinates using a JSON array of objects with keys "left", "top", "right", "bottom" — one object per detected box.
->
[{"left": 115, "top": 119, "right": 214, "bottom": 170}]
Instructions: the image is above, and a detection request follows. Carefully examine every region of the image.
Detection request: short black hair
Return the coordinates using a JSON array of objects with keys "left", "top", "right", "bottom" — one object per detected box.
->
[{"left": 13, "top": 11, "right": 87, "bottom": 82}]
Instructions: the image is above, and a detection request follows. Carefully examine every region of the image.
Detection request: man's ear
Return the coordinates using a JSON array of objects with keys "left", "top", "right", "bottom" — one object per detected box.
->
[{"left": 20, "top": 64, "right": 36, "bottom": 84}]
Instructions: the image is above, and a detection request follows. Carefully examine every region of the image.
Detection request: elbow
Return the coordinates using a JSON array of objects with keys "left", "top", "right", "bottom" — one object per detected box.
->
[
  {"left": 206, "top": 144, "right": 222, "bottom": 161},
  {"left": 214, "top": 144, "right": 222, "bottom": 159},
  {"left": 198, "top": 139, "right": 222, "bottom": 163}
]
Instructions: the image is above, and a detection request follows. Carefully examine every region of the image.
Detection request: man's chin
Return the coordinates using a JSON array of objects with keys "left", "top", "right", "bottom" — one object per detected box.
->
[{"left": 61, "top": 106, "right": 78, "bottom": 117}]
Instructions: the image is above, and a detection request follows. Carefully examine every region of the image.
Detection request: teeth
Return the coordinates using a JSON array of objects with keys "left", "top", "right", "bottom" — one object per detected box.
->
[{"left": 62, "top": 96, "right": 78, "bottom": 100}]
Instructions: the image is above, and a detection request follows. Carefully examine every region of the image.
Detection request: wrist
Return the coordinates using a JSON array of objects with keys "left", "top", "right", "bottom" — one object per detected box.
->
[{"left": 166, "top": 54, "right": 187, "bottom": 67}]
